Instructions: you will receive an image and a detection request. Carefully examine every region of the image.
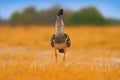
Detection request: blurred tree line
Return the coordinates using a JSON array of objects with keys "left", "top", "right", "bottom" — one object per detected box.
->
[
  {"left": 0, "top": 17, "right": 3, "bottom": 25},
  {"left": 0, "top": 5, "right": 120, "bottom": 26}
]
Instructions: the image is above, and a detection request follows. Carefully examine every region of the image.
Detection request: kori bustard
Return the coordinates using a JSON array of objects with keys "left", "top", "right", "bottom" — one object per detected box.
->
[{"left": 50, "top": 9, "right": 71, "bottom": 61}]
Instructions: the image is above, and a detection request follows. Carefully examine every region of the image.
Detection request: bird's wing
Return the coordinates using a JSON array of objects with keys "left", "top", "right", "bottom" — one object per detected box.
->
[
  {"left": 64, "top": 33, "right": 71, "bottom": 47},
  {"left": 50, "top": 34, "right": 55, "bottom": 47}
]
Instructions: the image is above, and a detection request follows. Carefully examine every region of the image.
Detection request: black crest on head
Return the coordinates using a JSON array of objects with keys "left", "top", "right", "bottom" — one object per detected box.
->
[{"left": 57, "top": 9, "right": 63, "bottom": 16}]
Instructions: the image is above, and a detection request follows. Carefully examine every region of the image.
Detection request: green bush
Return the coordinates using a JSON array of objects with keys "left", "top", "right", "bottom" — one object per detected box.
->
[
  {"left": 66, "top": 6, "right": 108, "bottom": 25},
  {"left": 7, "top": 6, "right": 120, "bottom": 26}
]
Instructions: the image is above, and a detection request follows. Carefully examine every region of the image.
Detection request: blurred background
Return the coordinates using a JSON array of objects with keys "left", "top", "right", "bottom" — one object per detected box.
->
[
  {"left": 0, "top": 0, "right": 120, "bottom": 26},
  {"left": 0, "top": 1, "right": 120, "bottom": 80}
]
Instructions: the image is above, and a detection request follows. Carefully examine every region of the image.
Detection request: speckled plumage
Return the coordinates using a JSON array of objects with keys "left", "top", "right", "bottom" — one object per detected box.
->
[{"left": 50, "top": 9, "right": 71, "bottom": 61}]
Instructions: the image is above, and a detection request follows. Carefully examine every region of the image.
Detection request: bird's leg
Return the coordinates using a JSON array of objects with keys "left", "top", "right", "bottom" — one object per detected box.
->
[
  {"left": 55, "top": 49, "right": 57, "bottom": 62},
  {"left": 63, "top": 49, "right": 67, "bottom": 61},
  {"left": 63, "top": 52, "right": 66, "bottom": 61}
]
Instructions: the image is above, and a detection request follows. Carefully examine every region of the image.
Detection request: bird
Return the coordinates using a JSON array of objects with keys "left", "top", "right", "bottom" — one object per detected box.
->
[{"left": 50, "top": 9, "right": 71, "bottom": 61}]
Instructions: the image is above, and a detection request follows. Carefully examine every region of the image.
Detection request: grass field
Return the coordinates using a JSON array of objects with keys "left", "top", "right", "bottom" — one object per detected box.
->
[{"left": 0, "top": 25, "right": 120, "bottom": 80}]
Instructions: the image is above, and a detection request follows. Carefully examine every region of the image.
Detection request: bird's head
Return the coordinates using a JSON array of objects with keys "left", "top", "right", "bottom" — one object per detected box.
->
[
  {"left": 56, "top": 9, "right": 63, "bottom": 19},
  {"left": 55, "top": 9, "right": 64, "bottom": 27}
]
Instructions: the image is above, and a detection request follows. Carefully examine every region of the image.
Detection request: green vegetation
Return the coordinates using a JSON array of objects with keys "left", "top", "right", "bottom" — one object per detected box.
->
[
  {"left": 106, "top": 18, "right": 120, "bottom": 25},
  {"left": 66, "top": 7, "right": 108, "bottom": 25},
  {"left": 0, "top": 17, "right": 3, "bottom": 24},
  {"left": 0, "top": 6, "right": 120, "bottom": 26}
]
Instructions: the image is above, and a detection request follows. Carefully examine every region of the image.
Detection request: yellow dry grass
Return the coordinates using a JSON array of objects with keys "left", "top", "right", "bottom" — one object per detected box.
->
[{"left": 0, "top": 25, "right": 120, "bottom": 80}]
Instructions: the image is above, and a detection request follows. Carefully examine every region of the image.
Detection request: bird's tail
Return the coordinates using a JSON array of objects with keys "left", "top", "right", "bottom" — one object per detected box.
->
[{"left": 58, "top": 49, "right": 64, "bottom": 53}]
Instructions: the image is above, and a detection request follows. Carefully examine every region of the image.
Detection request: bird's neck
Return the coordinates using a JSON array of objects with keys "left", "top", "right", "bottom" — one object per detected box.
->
[{"left": 55, "top": 20, "right": 64, "bottom": 36}]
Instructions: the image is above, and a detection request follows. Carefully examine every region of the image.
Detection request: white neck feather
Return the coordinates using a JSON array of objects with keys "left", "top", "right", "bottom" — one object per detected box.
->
[{"left": 55, "top": 20, "right": 64, "bottom": 36}]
